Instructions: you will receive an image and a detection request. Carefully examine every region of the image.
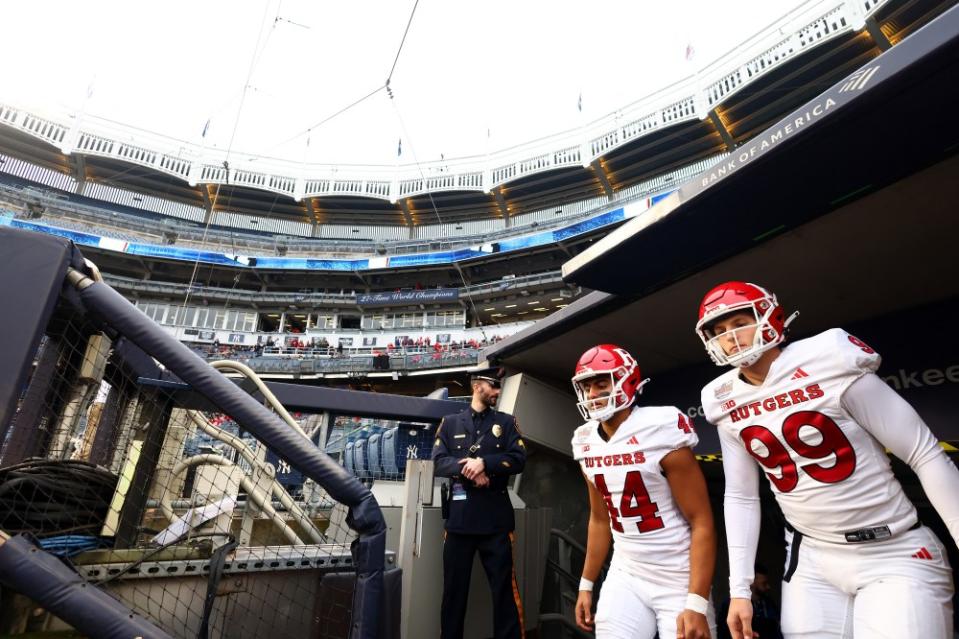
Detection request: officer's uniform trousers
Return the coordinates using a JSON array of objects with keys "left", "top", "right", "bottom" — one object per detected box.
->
[{"left": 432, "top": 407, "right": 527, "bottom": 639}]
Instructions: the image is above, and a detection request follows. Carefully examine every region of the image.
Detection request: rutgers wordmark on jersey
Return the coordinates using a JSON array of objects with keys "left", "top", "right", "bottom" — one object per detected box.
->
[
  {"left": 572, "top": 405, "right": 698, "bottom": 575},
  {"left": 701, "top": 328, "right": 919, "bottom": 544}
]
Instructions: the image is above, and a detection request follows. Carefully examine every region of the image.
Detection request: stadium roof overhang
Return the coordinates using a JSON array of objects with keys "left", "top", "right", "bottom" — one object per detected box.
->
[
  {"left": 482, "top": 3, "right": 959, "bottom": 387},
  {"left": 6, "top": 0, "right": 942, "bottom": 227}
]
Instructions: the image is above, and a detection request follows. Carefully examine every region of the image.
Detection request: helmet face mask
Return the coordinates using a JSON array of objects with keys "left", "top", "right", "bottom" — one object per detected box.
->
[
  {"left": 695, "top": 281, "right": 797, "bottom": 368},
  {"left": 571, "top": 345, "right": 649, "bottom": 422}
]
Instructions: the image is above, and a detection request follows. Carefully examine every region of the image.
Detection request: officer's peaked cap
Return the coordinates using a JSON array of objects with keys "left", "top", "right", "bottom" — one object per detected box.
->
[{"left": 470, "top": 366, "right": 505, "bottom": 385}]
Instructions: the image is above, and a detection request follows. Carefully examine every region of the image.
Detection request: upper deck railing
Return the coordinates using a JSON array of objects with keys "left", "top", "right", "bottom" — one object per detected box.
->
[{"left": 0, "top": 0, "right": 883, "bottom": 202}]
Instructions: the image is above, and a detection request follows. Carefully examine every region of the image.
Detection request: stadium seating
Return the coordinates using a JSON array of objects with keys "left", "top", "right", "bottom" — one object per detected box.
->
[
  {"left": 353, "top": 437, "right": 369, "bottom": 479},
  {"left": 344, "top": 441, "right": 355, "bottom": 475},
  {"left": 367, "top": 433, "right": 383, "bottom": 479}
]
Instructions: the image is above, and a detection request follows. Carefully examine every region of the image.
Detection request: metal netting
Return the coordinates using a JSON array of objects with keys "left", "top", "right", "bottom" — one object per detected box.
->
[{"left": 0, "top": 269, "right": 391, "bottom": 638}]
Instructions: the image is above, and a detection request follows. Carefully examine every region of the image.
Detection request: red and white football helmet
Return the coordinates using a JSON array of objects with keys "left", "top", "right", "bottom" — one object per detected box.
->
[
  {"left": 572, "top": 344, "right": 649, "bottom": 422},
  {"left": 695, "top": 281, "right": 798, "bottom": 367}
]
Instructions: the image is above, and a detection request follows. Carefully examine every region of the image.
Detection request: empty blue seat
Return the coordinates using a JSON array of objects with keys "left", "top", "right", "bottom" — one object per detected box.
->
[
  {"left": 381, "top": 427, "right": 399, "bottom": 477},
  {"left": 367, "top": 433, "right": 383, "bottom": 479},
  {"left": 344, "top": 441, "right": 355, "bottom": 475},
  {"left": 354, "top": 437, "right": 369, "bottom": 479},
  {"left": 389, "top": 423, "right": 439, "bottom": 476}
]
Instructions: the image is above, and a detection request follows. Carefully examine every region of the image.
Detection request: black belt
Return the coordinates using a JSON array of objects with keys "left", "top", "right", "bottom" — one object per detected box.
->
[
  {"left": 784, "top": 519, "right": 920, "bottom": 544},
  {"left": 842, "top": 520, "right": 921, "bottom": 544}
]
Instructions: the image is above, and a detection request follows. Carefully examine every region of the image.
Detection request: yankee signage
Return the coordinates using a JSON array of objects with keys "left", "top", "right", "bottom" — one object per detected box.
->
[{"left": 356, "top": 288, "right": 459, "bottom": 306}]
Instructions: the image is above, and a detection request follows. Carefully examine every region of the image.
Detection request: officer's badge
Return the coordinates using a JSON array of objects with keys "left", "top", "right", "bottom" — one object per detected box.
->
[
  {"left": 492, "top": 424, "right": 503, "bottom": 438},
  {"left": 434, "top": 438, "right": 441, "bottom": 447},
  {"left": 518, "top": 438, "right": 526, "bottom": 448}
]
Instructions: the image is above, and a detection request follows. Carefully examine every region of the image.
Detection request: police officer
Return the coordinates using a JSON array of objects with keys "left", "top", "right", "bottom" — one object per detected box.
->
[{"left": 432, "top": 366, "right": 527, "bottom": 639}]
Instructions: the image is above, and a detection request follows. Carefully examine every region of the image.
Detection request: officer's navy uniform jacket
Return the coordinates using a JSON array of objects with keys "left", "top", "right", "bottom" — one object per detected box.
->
[
  {"left": 432, "top": 407, "right": 527, "bottom": 639},
  {"left": 432, "top": 407, "right": 526, "bottom": 533}
]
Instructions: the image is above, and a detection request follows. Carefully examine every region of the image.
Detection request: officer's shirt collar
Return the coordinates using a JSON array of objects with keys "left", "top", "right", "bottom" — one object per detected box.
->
[{"left": 471, "top": 407, "right": 492, "bottom": 420}]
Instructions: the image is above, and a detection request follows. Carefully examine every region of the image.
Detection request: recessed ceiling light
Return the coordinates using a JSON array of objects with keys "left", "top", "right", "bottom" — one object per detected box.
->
[
  {"left": 550, "top": 298, "right": 564, "bottom": 302},
  {"left": 534, "top": 307, "right": 548, "bottom": 311},
  {"left": 483, "top": 307, "right": 496, "bottom": 311},
  {"left": 505, "top": 304, "right": 517, "bottom": 308},
  {"left": 526, "top": 301, "right": 540, "bottom": 305}
]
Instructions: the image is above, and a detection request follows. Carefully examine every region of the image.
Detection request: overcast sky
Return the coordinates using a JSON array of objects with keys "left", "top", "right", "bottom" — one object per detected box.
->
[{"left": 2, "top": 0, "right": 808, "bottom": 166}]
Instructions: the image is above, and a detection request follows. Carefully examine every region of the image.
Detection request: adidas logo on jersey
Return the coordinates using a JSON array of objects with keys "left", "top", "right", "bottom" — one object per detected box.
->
[
  {"left": 790, "top": 367, "right": 809, "bottom": 380},
  {"left": 627, "top": 435, "right": 639, "bottom": 445},
  {"left": 912, "top": 547, "right": 934, "bottom": 560}
]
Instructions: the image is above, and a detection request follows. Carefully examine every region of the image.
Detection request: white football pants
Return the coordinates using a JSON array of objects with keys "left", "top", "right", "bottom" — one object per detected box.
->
[
  {"left": 780, "top": 525, "right": 954, "bottom": 638},
  {"left": 594, "top": 565, "right": 717, "bottom": 639}
]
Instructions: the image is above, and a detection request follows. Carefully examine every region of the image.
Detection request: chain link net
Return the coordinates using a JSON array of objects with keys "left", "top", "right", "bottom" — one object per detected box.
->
[{"left": 0, "top": 310, "right": 374, "bottom": 638}]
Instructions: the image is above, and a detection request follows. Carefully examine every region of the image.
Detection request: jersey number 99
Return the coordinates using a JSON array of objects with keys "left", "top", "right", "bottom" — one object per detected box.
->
[{"left": 740, "top": 410, "right": 856, "bottom": 493}]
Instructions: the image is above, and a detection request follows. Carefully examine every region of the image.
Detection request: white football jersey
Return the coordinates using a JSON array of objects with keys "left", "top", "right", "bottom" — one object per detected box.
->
[
  {"left": 702, "top": 328, "right": 918, "bottom": 544},
  {"left": 572, "top": 405, "right": 699, "bottom": 577}
]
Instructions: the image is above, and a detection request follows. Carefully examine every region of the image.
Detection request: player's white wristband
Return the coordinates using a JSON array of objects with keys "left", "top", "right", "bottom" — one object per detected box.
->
[
  {"left": 579, "top": 577, "right": 594, "bottom": 592},
  {"left": 685, "top": 593, "right": 709, "bottom": 615}
]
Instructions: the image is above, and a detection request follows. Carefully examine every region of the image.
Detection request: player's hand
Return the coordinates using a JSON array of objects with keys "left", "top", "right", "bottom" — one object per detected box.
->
[
  {"left": 459, "top": 457, "right": 485, "bottom": 480},
  {"left": 727, "top": 597, "right": 755, "bottom": 639},
  {"left": 574, "top": 590, "right": 594, "bottom": 631},
  {"left": 472, "top": 472, "right": 490, "bottom": 487},
  {"left": 677, "top": 609, "right": 711, "bottom": 639}
]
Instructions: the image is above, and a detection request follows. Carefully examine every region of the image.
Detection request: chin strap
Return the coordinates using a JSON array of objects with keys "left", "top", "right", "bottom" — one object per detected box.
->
[{"left": 784, "top": 311, "right": 800, "bottom": 331}]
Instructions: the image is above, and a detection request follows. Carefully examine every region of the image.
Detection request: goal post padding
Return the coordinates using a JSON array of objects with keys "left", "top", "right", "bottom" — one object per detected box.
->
[
  {"left": 73, "top": 275, "right": 389, "bottom": 639},
  {"left": 0, "top": 534, "right": 172, "bottom": 639},
  {"left": 0, "top": 227, "right": 85, "bottom": 448}
]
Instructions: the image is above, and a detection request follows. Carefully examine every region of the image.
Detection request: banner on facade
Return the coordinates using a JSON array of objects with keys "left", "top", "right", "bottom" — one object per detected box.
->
[{"left": 355, "top": 289, "right": 459, "bottom": 306}]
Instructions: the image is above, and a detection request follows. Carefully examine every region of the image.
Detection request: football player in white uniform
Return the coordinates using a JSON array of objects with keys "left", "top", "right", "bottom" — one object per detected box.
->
[
  {"left": 571, "top": 344, "right": 717, "bottom": 639},
  {"left": 695, "top": 281, "right": 959, "bottom": 639}
]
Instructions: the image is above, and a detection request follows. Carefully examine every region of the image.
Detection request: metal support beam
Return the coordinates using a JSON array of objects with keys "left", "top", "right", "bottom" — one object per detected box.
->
[
  {"left": 200, "top": 186, "right": 216, "bottom": 224},
  {"left": 104, "top": 389, "right": 175, "bottom": 548},
  {"left": 304, "top": 198, "right": 322, "bottom": 236},
  {"left": 493, "top": 191, "right": 511, "bottom": 227},
  {"left": 88, "top": 377, "right": 133, "bottom": 467},
  {"left": 71, "top": 154, "right": 87, "bottom": 194},
  {"left": 589, "top": 159, "right": 615, "bottom": 199},
  {"left": 865, "top": 17, "right": 893, "bottom": 51},
  {"left": 708, "top": 109, "right": 737, "bottom": 151},
  {"left": 398, "top": 199, "right": 415, "bottom": 228}
]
